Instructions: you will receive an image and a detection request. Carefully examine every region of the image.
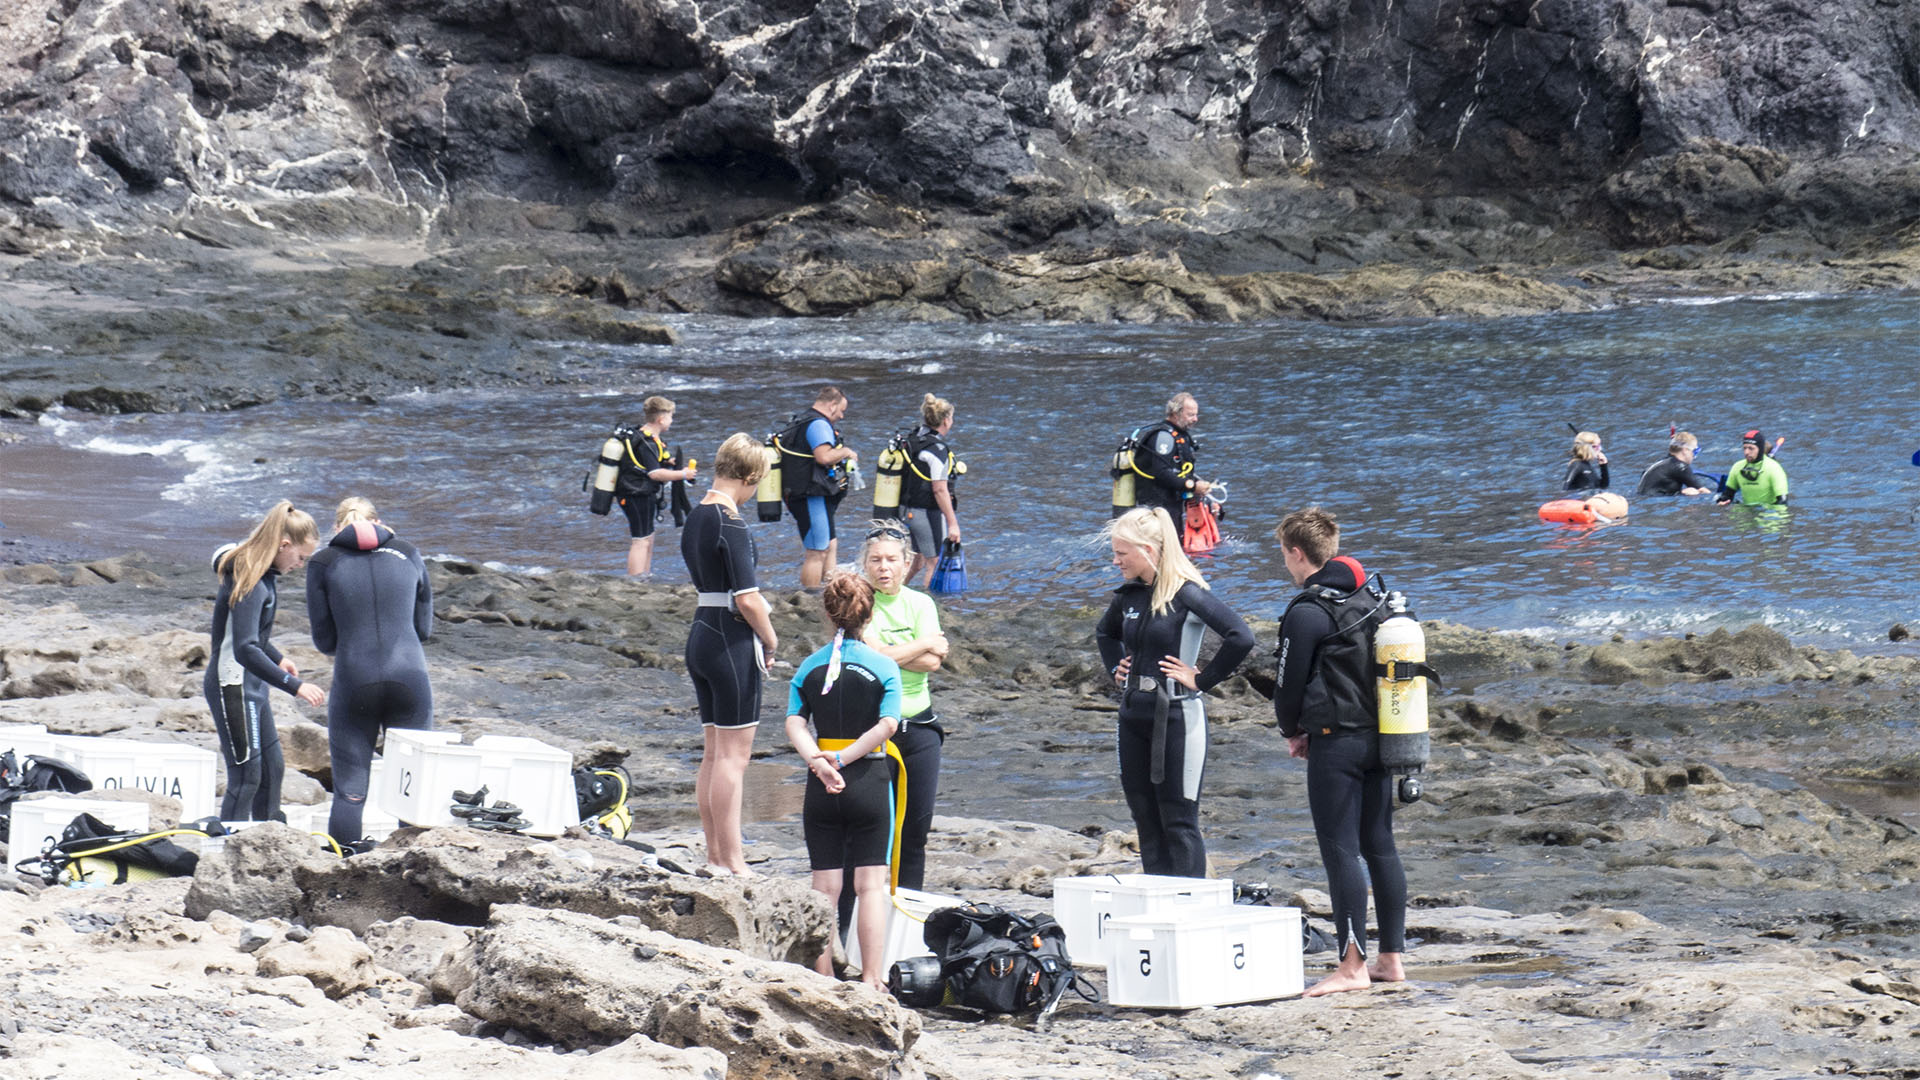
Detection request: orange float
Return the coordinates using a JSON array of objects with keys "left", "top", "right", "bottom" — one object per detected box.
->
[{"left": 1538, "top": 493, "right": 1628, "bottom": 524}]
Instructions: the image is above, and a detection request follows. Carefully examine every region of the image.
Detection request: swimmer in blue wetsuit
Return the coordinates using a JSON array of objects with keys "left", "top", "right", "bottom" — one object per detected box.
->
[
  {"left": 206, "top": 501, "right": 325, "bottom": 822},
  {"left": 682, "top": 433, "right": 781, "bottom": 875},
  {"left": 306, "top": 497, "right": 433, "bottom": 846}
]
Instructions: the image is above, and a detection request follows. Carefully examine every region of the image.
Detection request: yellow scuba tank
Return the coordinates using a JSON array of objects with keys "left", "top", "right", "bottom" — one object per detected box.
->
[
  {"left": 756, "top": 435, "right": 783, "bottom": 522},
  {"left": 588, "top": 428, "right": 631, "bottom": 516},
  {"left": 1375, "top": 592, "right": 1431, "bottom": 803},
  {"left": 1109, "top": 431, "right": 1140, "bottom": 519},
  {"left": 873, "top": 434, "right": 907, "bottom": 519}
]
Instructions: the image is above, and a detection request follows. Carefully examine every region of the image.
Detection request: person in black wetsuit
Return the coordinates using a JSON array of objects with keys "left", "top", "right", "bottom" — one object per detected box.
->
[
  {"left": 682, "top": 433, "right": 780, "bottom": 875},
  {"left": 1563, "top": 431, "right": 1609, "bottom": 491},
  {"left": 206, "top": 501, "right": 325, "bottom": 822},
  {"left": 785, "top": 573, "right": 902, "bottom": 989},
  {"left": 1095, "top": 506, "right": 1254, "bottom": 878},
  {"left": 1272, "top": 506, "right": 1408, "bottom": 996},
  {"left": 1125, "top": 392, "right": 1213, "bottom": 519},
  {"left": 614, "top": 395, "right": 698, "bottom": 579},
  {"left": 1636, "top": 431, "right": 1714, "bottom": 496},
  {"left": 306, "top": 497, "right": 433, "bottom": 846}
]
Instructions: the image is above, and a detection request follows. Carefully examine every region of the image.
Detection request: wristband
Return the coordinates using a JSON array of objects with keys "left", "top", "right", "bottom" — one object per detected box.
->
[{"left": 832, "top": 752, "right": 844, "bottom": 768}]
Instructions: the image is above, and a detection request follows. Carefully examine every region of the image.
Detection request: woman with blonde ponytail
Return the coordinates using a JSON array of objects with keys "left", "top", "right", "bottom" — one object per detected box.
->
[
  {"left": 206, "top": 501, "right": 325, "bottom": 822},
  {"left": 1094, "top": 507, "right": 1253, "bottom": 878},
  {"left": 900, "top": 393, "right": 962, "bottom": 588}
]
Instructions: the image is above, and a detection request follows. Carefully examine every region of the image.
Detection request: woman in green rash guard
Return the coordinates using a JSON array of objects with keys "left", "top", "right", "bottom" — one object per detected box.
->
[
  {"left": 1717, "top": 429, "right": 1790, "bottom": 506},
  {"left": 859, "top": 522, "right": 948, "bottom": 889}
]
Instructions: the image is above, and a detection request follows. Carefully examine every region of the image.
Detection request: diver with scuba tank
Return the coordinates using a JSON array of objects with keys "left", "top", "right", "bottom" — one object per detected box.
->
[
  {"left": 588, "top": 395, "right": 698, "bottom": 578},
  {"left": 1109, "top": 392, "right": 1220, "bottom": 553},
  {"left": 1272, "top": 506, "right": 1424, "bottom": 997},
  {"left": 873, "top": 393, "right": 964, "bottom": 590},
  {"left": 767, "top": 387, "right": 859, "bottom": 589}
]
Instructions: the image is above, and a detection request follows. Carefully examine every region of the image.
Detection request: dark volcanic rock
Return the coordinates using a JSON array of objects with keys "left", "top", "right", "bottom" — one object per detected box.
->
[{"left": 0, "top": 0, "right": 1916, "bottom": 337}]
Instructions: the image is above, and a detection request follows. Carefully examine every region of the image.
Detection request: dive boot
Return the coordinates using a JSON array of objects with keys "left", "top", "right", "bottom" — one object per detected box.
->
[{"left": 450, "top": 785, "right": 489, "bottom": 806}]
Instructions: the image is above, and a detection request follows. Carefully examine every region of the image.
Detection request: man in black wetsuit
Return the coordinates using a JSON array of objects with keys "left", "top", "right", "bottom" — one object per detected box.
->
[
  {"left": 1636, "top": 431, "right": 1714, "bottom": 496},
  {"left": 1129, "top": 392, "right": 1212, "bottom": 518},
  {"left": 1272, "top": 506, "right": 1408, "bottom": 997}
]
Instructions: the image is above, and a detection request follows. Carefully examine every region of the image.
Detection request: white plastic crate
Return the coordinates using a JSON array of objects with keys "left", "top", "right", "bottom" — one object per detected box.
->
[
  {"left": 0, "top": 723, "right": 65, "bottom": 762},
  {"left": 5, "top": 795, "right": 151, "bottom": 867},
  {"left": 52, "top": 735, "right": 219, "bottom": 822},
  {"left": 472, "top": 735, "right": 578, "bottom": 837},
  {"left": 1105, "top": 905, "right": 1303, "bottom": 1008},
  {"left": 375, "top": 729, "right": 480, "bottom": 828},
  {"left": 846, "top": 887, "right": 967, "bottom": 976},
  {"left": 1053, "top": 874, "right": 1235, "bottom": 968},
  {"left": 361, "top": 759, "right": 399, "bottom": 840}
]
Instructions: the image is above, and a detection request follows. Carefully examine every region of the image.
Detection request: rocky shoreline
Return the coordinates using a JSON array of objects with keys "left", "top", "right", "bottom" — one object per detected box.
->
[{"left": 2, "top": 554, "right": 1917, "bottom": 1078}]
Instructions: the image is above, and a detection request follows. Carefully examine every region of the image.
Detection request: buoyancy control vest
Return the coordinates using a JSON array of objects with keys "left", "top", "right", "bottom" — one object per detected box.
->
[
  {"left": 1112, "top": 420, "right": 1196, "bottom": 517},
  {"left": 1284, "top": 577, "right": 1388, "bottom": 736},
  {"left": 774, "top": 408, "right": 845, "bottom": 499},
  {"left": 621, "top": 427, "right": 672, "bottom": 499},
  {"left": 900, "top": 426, "right": 955, "bottom": 510}
]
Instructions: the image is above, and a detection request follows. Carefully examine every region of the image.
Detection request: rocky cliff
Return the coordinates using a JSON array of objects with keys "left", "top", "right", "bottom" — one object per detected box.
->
[{"left": 3, "top": 0, "right": 1920, "bottom": 321}]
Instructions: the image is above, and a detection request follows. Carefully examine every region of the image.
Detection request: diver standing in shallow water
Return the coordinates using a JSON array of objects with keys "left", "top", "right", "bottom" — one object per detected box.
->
[
  {"left": 1636, "top": 431, "right": 1715, "bottom": 496},
  {"left": 206, "top": 501, "right": 326, "bottom": 822},
  {"left": 774, "top": 386, "right": 858, "bottom": 589},
  {"left": 1717, "top": 428, "right": 1790, "bottom": 506},
  {"left": 1272, "top": 506, "right": 1408, "bottom": 997},
  {"left": 306, "top": 497, "right": 434, "bottom": 847},
  {"left": 1123, "top": 392, "right": 1212, "bottom": 519},
  {"left": 1095, "top": 507, "right": 1253, "bottom": 878}
]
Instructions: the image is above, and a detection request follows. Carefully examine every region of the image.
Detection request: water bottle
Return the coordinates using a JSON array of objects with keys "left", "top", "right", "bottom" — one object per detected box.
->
[{"left": 848, "top": 461, "right": 866, "bottom": 491}]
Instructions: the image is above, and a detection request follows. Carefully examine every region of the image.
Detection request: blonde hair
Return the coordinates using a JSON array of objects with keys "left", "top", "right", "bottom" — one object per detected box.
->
[
  {"left": 1569, "top": 431, "right": 1601, "bottom": 462},
  {"left": 1277, "top": 506, "right": 1339, "bottom": 566},
  {"left": 643, "top": 395, "right": 674, "bottom": 422},
  {"left": 218, "top": 501, "right": 318, "bottom": 606},
  {"left": 920, "top": 393, "right": 953, "bottom": 428},
  {"left": 1105, "top": 507, "right": 1206, "bottom": 615},
  {"left": 1165, "top": 391, "right": 1195, "bottom": 420},
  {"left": 714, "top": 432, "right": 769, "bottom": 483},
  {"left": 1669, "top": 431, "right": 1698, "bottom": 454},
  {"left": 334, "top": 496, "right": 377, "bottom": 530}
]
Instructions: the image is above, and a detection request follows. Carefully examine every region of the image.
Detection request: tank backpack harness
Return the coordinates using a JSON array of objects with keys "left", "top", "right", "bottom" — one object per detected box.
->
[
  {"left": 573, "top": 764, "right": 633, "bottom": 839},
  {"left": 0, "top": 750, "right": 93, "bottom": 843},
  {"left": 1283, "top": 564, "right": 1442, "bottom": 803},
  {"left": 586, "top": 423, "right": 657, "bottom": 515},
  {"left": 894, "top": 901, "right": 1096, "bottom": 1022}
]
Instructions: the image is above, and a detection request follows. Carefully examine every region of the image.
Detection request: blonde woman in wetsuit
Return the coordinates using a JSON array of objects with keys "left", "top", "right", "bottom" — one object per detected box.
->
[
  {"left": 1095, "top": 506, "right": 1254, "bottom": 878},
  {"left": 206, "top": 501, "right": 325, "bottom": 822},
  {"left": 681, "top": 433, "right": 780, "bottom": 875},
  {"left": 1563, "top": 431, "right": 1609, "bottom": 490}
]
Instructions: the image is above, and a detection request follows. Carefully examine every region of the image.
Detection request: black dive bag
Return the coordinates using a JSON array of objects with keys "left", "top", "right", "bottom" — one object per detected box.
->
[{"left": 897, "top": 902, "right": 1095, "bottom": 1019}]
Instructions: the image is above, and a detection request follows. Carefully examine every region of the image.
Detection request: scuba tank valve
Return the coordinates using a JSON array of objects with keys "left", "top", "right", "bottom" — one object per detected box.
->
[
  {"left": 1374, "top": 591, "right": 1431, "bottom": 804},
  {"left": 756, "top": 437, "right": 783, "bottom": 522}
]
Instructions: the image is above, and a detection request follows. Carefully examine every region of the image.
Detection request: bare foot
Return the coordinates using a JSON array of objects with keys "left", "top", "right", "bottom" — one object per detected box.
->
[
  {"left": 1302, "top": 969, "right": 1372, "bottom": 997},
  {"left": 1368, "top": 954, "right": 1406, "bottom": 983},
  {"left": 702, "top": 864, "right": 735, "bottom": 877},
  {"left": 863, "top": 977, "right": 889, "bottom": 993},
  {"left": 728, "top": 863, "right": 756, "bottom": 877}
]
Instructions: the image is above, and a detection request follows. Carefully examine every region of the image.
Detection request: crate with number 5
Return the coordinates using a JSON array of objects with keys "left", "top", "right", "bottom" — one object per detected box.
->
[{"left": 1105, "top": 905, "right": 1304, "bottom": 1008}]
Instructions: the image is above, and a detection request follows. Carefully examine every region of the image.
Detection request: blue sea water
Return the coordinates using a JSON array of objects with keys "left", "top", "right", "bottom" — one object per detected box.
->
[{"left": 9, "top": 293, "right": 1919, "bottom": 651}]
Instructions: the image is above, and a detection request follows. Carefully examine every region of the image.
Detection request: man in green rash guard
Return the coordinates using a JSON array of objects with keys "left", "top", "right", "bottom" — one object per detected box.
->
[{"left": 1717, "top": 429, "right": 1789, "bottom": 506}]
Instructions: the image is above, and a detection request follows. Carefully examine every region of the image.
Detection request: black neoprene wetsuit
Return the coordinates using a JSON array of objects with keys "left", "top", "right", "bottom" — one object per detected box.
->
[
  {"left": 681, "top": 501, "right": 764, "bottom": 729},
  {"left": 306, "top": 522, "right": 433, "bottom": 843},
  {"left": 1563, "top": 458, "right": 1609, "bottom": 491},
  {"left": 205, "top": 564, "right": 304, "bottom": 821},
  {"left": 1272, "top": 556, "right": 1408, "bottom": 961},
  {"left": 1096, "top": 580, "right": 1253, "bottom": 878},
  {"left": 1131, "top": 421, "right": 1199, "bottom": 518},
  {"left": 1637, "top": 456, "right": 1711, "bottom": 495}
]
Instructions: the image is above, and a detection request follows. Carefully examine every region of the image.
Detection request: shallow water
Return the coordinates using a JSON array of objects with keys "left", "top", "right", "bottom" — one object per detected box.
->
[{"left": 7, "top": 293, "right": 1919, "bottom": 650}]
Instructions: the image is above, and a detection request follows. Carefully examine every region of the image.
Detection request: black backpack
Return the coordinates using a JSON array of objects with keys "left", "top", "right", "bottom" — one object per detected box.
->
[
  {"left": 0, "top": 750, "right": 93, "bottom": 843},
  {"left": 15, "top": 812, "right": 202, "bottom": 886},
  {"left": 915, "top": 902, "right": 1095, "bottom": 1019}
]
